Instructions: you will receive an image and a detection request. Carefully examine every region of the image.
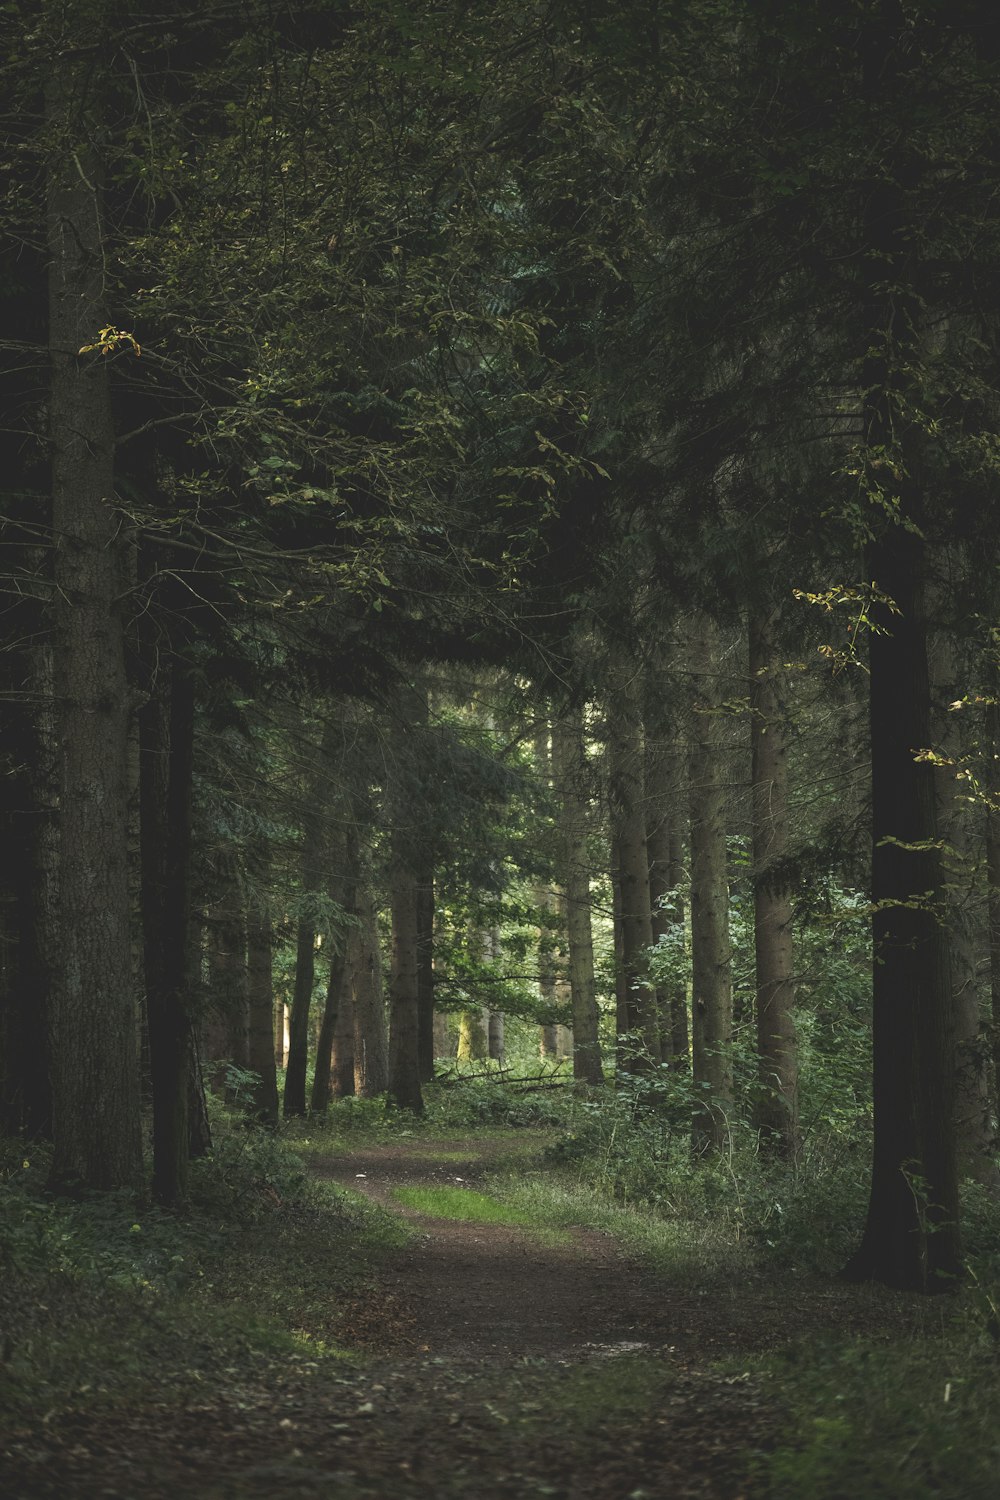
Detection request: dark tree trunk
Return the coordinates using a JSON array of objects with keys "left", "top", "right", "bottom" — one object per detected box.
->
[
  {"left": 246, "top": 899, "right": 279, "bottom": 1128},
  {"left": 749, "top": 609, "right": 799, "bottom": 1159},
  {"left": 312, "top": 829, "right": 359, "bottom": 1113},
  {"left": 388, "top": 849, "right": 424, "bottom": 1114},
  {"left": 140, "top": 659, "right": 197, "bottom": 1204},
  {"left": 842, "top": 17, "right": 961, "bottom": 1291},
  {"left": 204, "top": 866, "right": 250, "bottom": 1093},
  {"left": 688, "top": 615, "right": 733, "bottom": 1153},
  {"left": 843, "top": 521, "right": 960, "bottom": 1289},
  {"left": 353, "top": 888, "right": 389, "bottom": 1097},
  {"left": 987, "top": 696, "right": 1000, "bottom": 1120},
  {"left": 46, "top": 69, "right": 142, "bottom": 1192},
  {"left": 416, "top": 866, "right": 436, "bottom": 1082},
  {"left": 667, "top": 824, "right": 689, "bottom": 1066},
  {"left": 552, "top": 711, "right": 603, "bottom": 1084},
  {"left": 606, "top": 678, "right": 660, "bottom": 1073},
  {"left": 284, "top": 728, "right": 334, "bottom": 1118},
  {"left": 331, "top": 955, "right": 356, "bottom": 1099},
  {"left": 0, "top": 644, "right": 56, "bottom": 1137}
]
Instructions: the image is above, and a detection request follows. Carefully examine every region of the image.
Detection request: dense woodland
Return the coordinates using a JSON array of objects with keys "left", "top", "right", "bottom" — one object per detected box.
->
[{"left": 5, "top": 2, "right": 1000, "bottom": 1494}]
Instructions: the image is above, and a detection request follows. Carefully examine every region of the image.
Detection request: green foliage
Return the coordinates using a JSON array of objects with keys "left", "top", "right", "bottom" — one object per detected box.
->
[
  {"left": 759, "top": 1306, "right": 1000, "bottom": 1500},
  {"left": 422, "top": 1074, "right": 577, "bottom": 1130},
  {"left": 0, "top": 1115, "right": 403, "bottom": 1420}
]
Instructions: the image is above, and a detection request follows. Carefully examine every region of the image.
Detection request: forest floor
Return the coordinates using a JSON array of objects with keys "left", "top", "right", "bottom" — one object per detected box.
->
[{"left": 1, "top": 1125, "right": 928, "bottom": 1500}]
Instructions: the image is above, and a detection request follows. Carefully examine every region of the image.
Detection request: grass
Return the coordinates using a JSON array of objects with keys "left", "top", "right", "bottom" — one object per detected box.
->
[
  {"left": 753, "top": 1311, "right": 1000, "bottom": 1499},
  {"left": 392, "top": 1184, "right": 572, "bottom": 1244},
  {"left": 0, "top": 1120, "right": 409, "bottom": 1423},
  {"left": 484, "top": 1171, "right": 747, "bottom": 1280}
]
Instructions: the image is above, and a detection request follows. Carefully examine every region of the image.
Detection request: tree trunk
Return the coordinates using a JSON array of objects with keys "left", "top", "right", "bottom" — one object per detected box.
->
[
  {"left": 204, "top": 865, "right": 250, "bottom": 1094},
  {"left": 331, "top": 957, "right": 356, "bottom": 1100},
  {"left": 0, "top": 644, "right": 56, "bottom": 1137},
  {"left": 688, "top": 615, "right": 733, "bottom": 1152},
  {"left": 843, "top": 518, "right": 960, "bottom": 1289},
  {"left": 749, "top": 609, "right": 799, "bottom": 1159},
  {"left": 416, "top": 863, "right": 436, "bottom": 1082},
  {"left": 458, "top": 1007, "right": 490, "bottom": 1060},
  {"left": 46, "top": 70, "right": 142, "bottom": 1192},
  {"left": 353, "top": 888, "right": 389, "bottom": 1096},
  {"left": 246, "top": 899, "right": 279, "bottom": 1128},
  {"left": 645, "top": 730, "right": 676, "bottom": 1069},
  {"left": 140, "top": 659, "right": 197, "bottom": 1203},
  {"left": 987, "top": 695, "right": 1000, "bottom": 1122},
  {"left": 433, "top": 1010, "right": 451, "bottom": 1060},
  {"left": 284, "top": 729, "right": 334, "bottom": 1118},
  {"left": 552, "top": 711, "right": 603, "bottom": 1084},
  {"left": 606, "top": 675, "right": 660, "bottom": 1072},
  {"left": 388, "top": 851, "right": 424, "bottom": 1113},
  {"left": 842, "top": 21, "right": 961, "bottom": 1290},
  {"left": 930, "top": 625, "right": 995, "bottom": 1188},
  {"left": 667, "top": 824, "right": 689, "bottom": 1066},
  {"left": 312, "top": 829, "right": 360, "bottom": 1113},
  {"left": 488, "top": 1011, "right": 505, "bottom": 1063}
]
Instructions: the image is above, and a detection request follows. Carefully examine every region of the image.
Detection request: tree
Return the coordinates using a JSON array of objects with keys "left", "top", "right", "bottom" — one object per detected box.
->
[
  {"left": 688, "top": 615, "right": 733, "bottom": 1153},
  {"left": 749, "top": 609, "right": 798, "bottom": 1158},
  {"left": 45, "top": 25, "right": 142, "bottom": 1192}
]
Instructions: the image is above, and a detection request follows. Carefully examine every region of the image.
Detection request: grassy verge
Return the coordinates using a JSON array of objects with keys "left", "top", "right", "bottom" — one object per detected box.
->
[
  {"left": 0, "top": 1118, "right": 408, "bottom": 1425},
  {"left": 754, "top": 1305, "right": 1000, "bottom": 1499},
  {"left": 392, "top": 1183, "right": 571, "bottom": 1244}
]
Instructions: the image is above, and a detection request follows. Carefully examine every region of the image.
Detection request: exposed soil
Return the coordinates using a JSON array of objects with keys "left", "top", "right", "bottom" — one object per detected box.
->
[{"left": 2, "top": 1132, "right": 916, "bottom": 1499}]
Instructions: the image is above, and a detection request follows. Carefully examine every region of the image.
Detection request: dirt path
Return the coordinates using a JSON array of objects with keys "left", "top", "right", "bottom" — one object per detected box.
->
[{"left": 3, "top": 1133, "right": 909, "bottom": 1499}]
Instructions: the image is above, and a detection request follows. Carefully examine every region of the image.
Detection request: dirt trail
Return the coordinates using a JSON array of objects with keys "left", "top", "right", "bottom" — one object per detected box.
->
[{"left": 3, "top": 1133, "right": 906, "bottom": 1499}]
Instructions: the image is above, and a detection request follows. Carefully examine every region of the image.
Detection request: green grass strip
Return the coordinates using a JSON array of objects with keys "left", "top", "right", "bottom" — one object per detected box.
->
[{"left": 392, "top": 1185, "right": 571, "bottom": 1243}]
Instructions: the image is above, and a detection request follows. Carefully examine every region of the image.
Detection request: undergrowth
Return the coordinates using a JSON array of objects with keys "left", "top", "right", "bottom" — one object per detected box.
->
[{"left": 0, "top": 1108, "right": 406, "bottom": 1421}]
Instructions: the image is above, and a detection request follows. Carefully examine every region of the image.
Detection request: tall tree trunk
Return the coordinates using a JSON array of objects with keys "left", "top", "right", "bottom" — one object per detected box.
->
[
  {"left": 552, "top": 711, "right": 603, "bottom": 1084},
  {"left": 388, "top": 849, "right": 423, "bottom": 1114},
  {"left": 284, "top": 728, "right": 334, "bottom": 1118},
  {"left": 606, "top": 674, "right": 660, "bottom": 1072},
  {"left": 930, "top": 626, "right": 995, "bottom": 1187},
  {"left": 844, "top": 518, "right": 960, "bottom": 1288},
  {"left": 416, "top": 862, "right": 436, "bottom": 1082},
  {"left": 843, "top": 21, "right": 960, "bottom": 1290},
  {"left": 688, "top": 615, "right": 733, "bottom": 1152},
  {"left": 667, "top": 823, "right": 689, "bottom": 1066},
  {"left": 46, "top": 67, "right": 142, "bottom": 1191},
  {"left": 204, "top": 856, "right": 250, "bottom": 1095},
  {"left": 331, "top": 958, "right": 356, "bottom": 1100},
  {"left": 987, "top": 694, "right": 1000, "bottom": 1121},
  {"left": 312, "top": 828, "right": 359, "bottom": 1113},
  {"left": 488, "top": 1010, "right": 506, "bottom": 1063},
  {"left": 645, "top": 729, "right": 676, "bottom": 1069},
  {"left": 353, "top": 888, "right": 389, "bottom": 1097},
  {"left": 246, "top": 898, "right": 279, "bottom": 1128},
  {"left": 458, "top": 1004, "right": 490, "bottom": 1059},
  {"left": 140, "top": 659, "right": 197, "bottom": 1203},
  {"left": 1, "top": 644, "right": 56, "bottom": 1137},
  {"left": 749, "top": 609, "right": 799, "bottom": 1159}
]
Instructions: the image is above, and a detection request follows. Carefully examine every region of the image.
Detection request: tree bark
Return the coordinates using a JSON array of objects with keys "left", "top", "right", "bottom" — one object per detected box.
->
[
  {"left": 749, "top": 609, "right": 799, "bottom": 1159},
  {"left": 930, "top": 625, "right": 995, "bottom": 1188},
  {"left": 46, "top": 67, "right": 142, "bottom": 1192},
  {"left": 842, "top": 19, "right": 961, "bottom": 1290},
  {"left": 416, "top": 863, "right": 436, "bottom": 1082},
  {"left": 606, "top": 673, "right": 660, "bottom": 1072},
  {"left": 284, "top": 727, "right": 334, "bottom": 1117},
  {"left": 246, "top": 898, "right": 279, "bottom": 1128},
  {"left": 140, "top": 659, "right": 197, "bottom": 1202},
  {"left": 353, "top": 888, "right": 389, "bottom": 1096},
  {"left": 388, "top": 849, "right": 424, "bottom": 1113},
  {"left": 312, "top": 828, "right": 360, "bottom": 1113},
  {"left": 552, "top": 711, "right": 603, "bottom": 1083},
  {"left": 688, "top": 615, "right": 733, "bottom": 1152}
]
